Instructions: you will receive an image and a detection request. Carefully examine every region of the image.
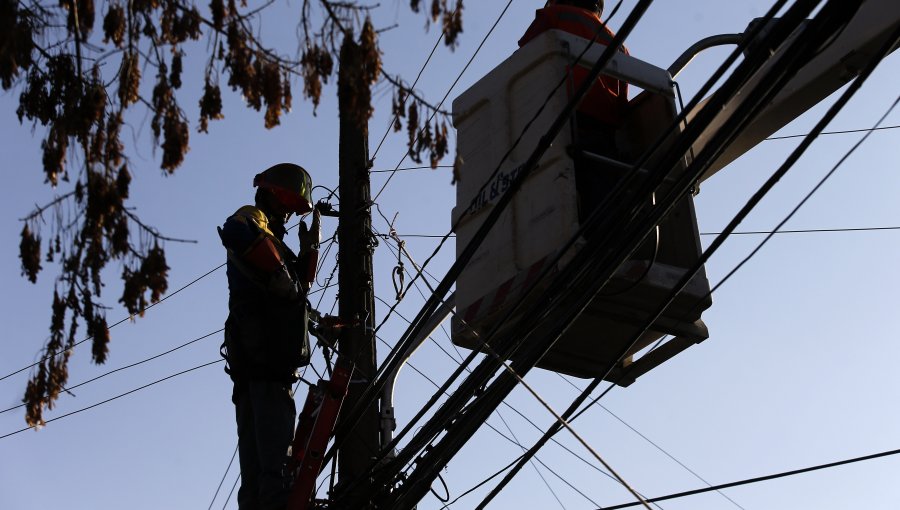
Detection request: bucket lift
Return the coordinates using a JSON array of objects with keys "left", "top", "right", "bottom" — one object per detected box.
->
[
  {"left": 450, "top": 0, "right": 900, "bottom": 385},
  {"left": 450, "top": 29, "right": 712, "bottom": 385}
]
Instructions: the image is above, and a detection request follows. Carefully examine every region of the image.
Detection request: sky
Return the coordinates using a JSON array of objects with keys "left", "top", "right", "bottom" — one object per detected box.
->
[{"left": 1, "top": 1, "right": 899, "bottom": 509}]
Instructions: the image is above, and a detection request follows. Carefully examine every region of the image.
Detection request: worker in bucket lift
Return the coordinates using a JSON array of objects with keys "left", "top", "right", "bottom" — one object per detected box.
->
[
  {"left": 520, "top": 0, "right": 630, "bottom": 217},
  {"left": 218, "top": 163, "right": 321, "bottom": 510},
  {"left": 520, "top": 0, "right": 629, "bottom": 143}
]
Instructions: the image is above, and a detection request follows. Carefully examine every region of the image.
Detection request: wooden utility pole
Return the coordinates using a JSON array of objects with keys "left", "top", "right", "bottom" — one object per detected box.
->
[{"left": 335, "top": 35, "right": 381, "bottom": 486}]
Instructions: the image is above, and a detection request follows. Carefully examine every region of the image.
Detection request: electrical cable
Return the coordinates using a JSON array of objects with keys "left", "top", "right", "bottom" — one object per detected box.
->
[
  {"left": 363, "top": 0, "right": 654, "bottom": 434},
  {"left": 370, "top": 165, "right": 453, "bottom": 173},
  {"left": 335, "top": 0, "right": 841, "bottom": 503},
  {"left": 494, "top": 412, "right": 568, "bottom": 510},
  {"left": 0, "top": 359, "right": 223, "bottom": 440},
  {"left": 375, "top": 214, "right": 634, "bottom": 488},
  {"left": 372, "top": 289, "right": 610, "bottom": 505},
  {"left": 372, "top": 274, "right": 617, "bottom": 484},
  {"left": 471, "top": 1, "right": 862, "bottom": 505},
  {"left": 0, "top": 263, "right": 225, "bottom": 384},
  {"left": 371, "top": 329, "right": 606, "bottom": 508},
  {"left": 553, "top": 373, "right": 748, "bottom": 510},
  {"left": 692, "top": 92, "right": 900, "bottom": 315},
  {"left": 222, "top": 472, "right": 240, "bottom": 510},
  {"left": 765, "top": 123, "right": 900, "bottom": 140},
  {"left": 1, "top": 328, "right": 223, "bottom": 415},
  {"left": 370, "top": 258, "right": 610, "bottom": 504},
  {"left": 208, "top": 444, "right": 239, "bottom": 510},
  {"left": 370, "top": 29, "right": 444, "bottom": 160},
  {"left": 701, "top": 225, "right": 900, "bottom": 236},
  {"left": 373, "top": 2, "right": 667, "bottom": 506},
  {"left": 429, "top": 472, "right": 451, "bottom": 504},
  {"left": 481, "top": 7, "right": 895, "bottom": 507},
  {"left": 601, "top": 445, "right": 900, "bottom": 510},
  {"left": 334, "top": 0, "right": 712, "bottom": 498},
  {"left": 2, "top": 191, "right": 333, "bottom": 385},
  {"left": 438, "top": 455, "right": 520, "bottom": 510}
]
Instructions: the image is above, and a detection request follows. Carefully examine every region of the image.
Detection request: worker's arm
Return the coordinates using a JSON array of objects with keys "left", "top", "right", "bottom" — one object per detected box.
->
[{"left": 220, "top": 207, "right": 301, "bottom": 301}]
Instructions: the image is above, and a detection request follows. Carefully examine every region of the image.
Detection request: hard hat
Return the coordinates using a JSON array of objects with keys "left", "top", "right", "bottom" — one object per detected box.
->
[{"left": 253, "top": 163, "right": 314, "bottom": 214}]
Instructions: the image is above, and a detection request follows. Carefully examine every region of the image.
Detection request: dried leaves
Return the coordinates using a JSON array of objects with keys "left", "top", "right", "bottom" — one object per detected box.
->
[
  {"left": 198, "top": 77, "right": 223, "bottom": 132},
  {"left": 221, "top": 19, "right": 292, "bottom": 129},
  {"left": 392, "top": 89, "right": 451, "bottom": 169},
  {"left": 300, "top": 43, "right": 333, "bottom": 113},
  {"left": 12, "top": 0, "right": 465, "bottom": 429},
  {"left": 337, "top": 19, "right": 383, "bottom": 129},
  {"left": 120, "top": 244, "right": 169, "bottom": 316},
  {"left": 102, "top": 4, "right": 126, "bottom": 47},
  {"left": 0, "top": 0, "right": 36, "bottom": 90},
  {"left": 19, "top": 225, "right": 41, "bottom": 283},
  {"left": 409, "top": 0, "right": 464, "bottom": 49}
]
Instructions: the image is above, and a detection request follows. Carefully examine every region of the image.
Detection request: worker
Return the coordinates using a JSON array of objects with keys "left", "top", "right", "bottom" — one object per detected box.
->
[
  {"left": 519, "top": 0, "right": 629, "bottom": 133},
  {"left": 218, "top": 163, "right": 321, "bottom": 510},
  {"left": 519, "top": 0, "right": 630, "bottom": 218}
]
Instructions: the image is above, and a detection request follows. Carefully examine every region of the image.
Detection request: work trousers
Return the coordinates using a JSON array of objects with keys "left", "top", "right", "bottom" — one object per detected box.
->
[{"left": 233, "top": 380, "right": 297, "bottom": 510}]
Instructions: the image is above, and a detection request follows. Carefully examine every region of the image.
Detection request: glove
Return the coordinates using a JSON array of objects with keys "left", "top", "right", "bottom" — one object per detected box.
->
[{"left": 298, "top": 208, "right": 321, "bottom": 256}]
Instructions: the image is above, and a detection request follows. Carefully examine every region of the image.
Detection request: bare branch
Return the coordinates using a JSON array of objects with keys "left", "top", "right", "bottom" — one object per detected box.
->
[{"left": 382, "top": 72, "right": 450, "bottom": 116}]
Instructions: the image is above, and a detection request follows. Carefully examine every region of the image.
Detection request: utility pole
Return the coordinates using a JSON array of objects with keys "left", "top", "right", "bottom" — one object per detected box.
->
[{"left": 335, "top": 34, "right": 381, "bottom": 487}]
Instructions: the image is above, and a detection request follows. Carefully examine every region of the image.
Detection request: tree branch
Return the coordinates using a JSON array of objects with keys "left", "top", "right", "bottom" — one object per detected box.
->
[
  {"left": 123, "top": 210, "right": 198, "bottom": 244},
  {"left": 382, "top": 72, "right": 450, "bottom": 116},
  {"left": 20, "top": 191, "right": 77, "bottom": 222}
]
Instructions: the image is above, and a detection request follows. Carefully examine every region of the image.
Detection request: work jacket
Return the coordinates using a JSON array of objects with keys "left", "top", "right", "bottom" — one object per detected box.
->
[
  {"left": 519, "top": 5, "right": 629, "bottom": 126},
  {"left": 219, "top": 206, "right": 310, "bottom": 382}
]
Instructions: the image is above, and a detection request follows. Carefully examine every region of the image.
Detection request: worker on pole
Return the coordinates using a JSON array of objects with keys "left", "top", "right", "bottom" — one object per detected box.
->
[{"left": 218, "top": 163, "right": 321, "bottom": 510}]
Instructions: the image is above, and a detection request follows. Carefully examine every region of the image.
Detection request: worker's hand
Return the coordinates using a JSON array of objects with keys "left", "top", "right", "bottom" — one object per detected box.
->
[{"left": 298, "top": 208, "right": 321, "bottom": 255}]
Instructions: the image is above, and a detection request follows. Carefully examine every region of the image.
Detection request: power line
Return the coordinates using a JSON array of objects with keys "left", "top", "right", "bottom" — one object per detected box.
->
[
  {"left": 0, "top": 264, "right": 225, "bottom": 384},
  {"left": 372, "top": 290, "right": 610, "bottom": 506},
  {"left": 765, "top": 123, "right": 900, "bottom": 140},
  {"left": 698, "top": 93, "right": 900, "bottom": 313},
  {"left": 374, "top": 240, "right": 626, "bottom": 491},
  {"left": 223, "top": 472, "right": 240, "bottom": 510},
  {"left": 380, "top": 238, "right": 668, "bottom": 507},
  {"left": 379, "top": 225, "right": 900, "bottom": 239},
  {"left": 208, "top": 444, "right": 239, "bottom": 510},
  {"left": 371, "top": 328, "right": 605, "bottom": 508},
  {"left": 1, "top": 200, "right": 336, "bottom": 386},
  {"left": 700, "top": 225, "right": 900, "bottom": 236},
  {"left": 0, "top": 359, "right": 222, "bottom": 440},
  {"left": 602, "top": 445, "right": 900, "bottom": 510},
  {"left": 371, "top": 124, "right": 899, "bottom": 176},
  {"left": 472, "top": 1, "right": 870, "bottom": 505},
  {"left": 347, "top": 0, "right": 714, "bottom": 494},
  {"left": 370, "top": 165, "right": 453, "bottom": 173},
  {"left": 494, "top": 412, "right": 568, "bottom": 510},
  {"left": 551, "top": 372, "right": 746, "bottom": 510},
  {"left": 511, "top": 12, "right": 900, "bottom": 510},
  {"left": 1, "top": 328, "right": 223, "bottom": 415},
  {"left": 374, "top": 2, "right": 668, "bottom": 507},
  {"left": 370, "top": 28, "right": 445, "bottom": 159},
  {"left": 373, "top": 244, "right": 624, "bottom": 485}
]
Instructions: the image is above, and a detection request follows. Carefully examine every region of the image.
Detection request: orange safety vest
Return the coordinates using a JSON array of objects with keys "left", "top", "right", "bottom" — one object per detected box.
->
[{"left": 519, "top": 5, "right": 629, "bottom": 126}]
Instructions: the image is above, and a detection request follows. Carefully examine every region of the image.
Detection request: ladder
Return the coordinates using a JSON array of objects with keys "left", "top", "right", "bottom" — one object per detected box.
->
[{"left": 286, "top": 355, "right": 353, "bottom": 510}]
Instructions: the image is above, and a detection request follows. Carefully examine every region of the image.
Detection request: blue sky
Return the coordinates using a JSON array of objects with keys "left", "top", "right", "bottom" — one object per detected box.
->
[{"left": 2, "top": 1, "right": 899, "bottom": 509}]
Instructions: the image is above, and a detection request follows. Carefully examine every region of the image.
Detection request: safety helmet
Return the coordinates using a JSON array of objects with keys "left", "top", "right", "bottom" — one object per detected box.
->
[
  {"left": 553, "top": 0, "right": 603, "bottom": 14},
  {"left": 253, "top": 163, "right": 314, "bottom": 214}
]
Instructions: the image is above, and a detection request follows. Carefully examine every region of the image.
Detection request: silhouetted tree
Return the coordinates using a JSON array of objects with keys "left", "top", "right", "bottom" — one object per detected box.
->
[{"left": 1, "top": 0, "right": 463, "bottom": 427}]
